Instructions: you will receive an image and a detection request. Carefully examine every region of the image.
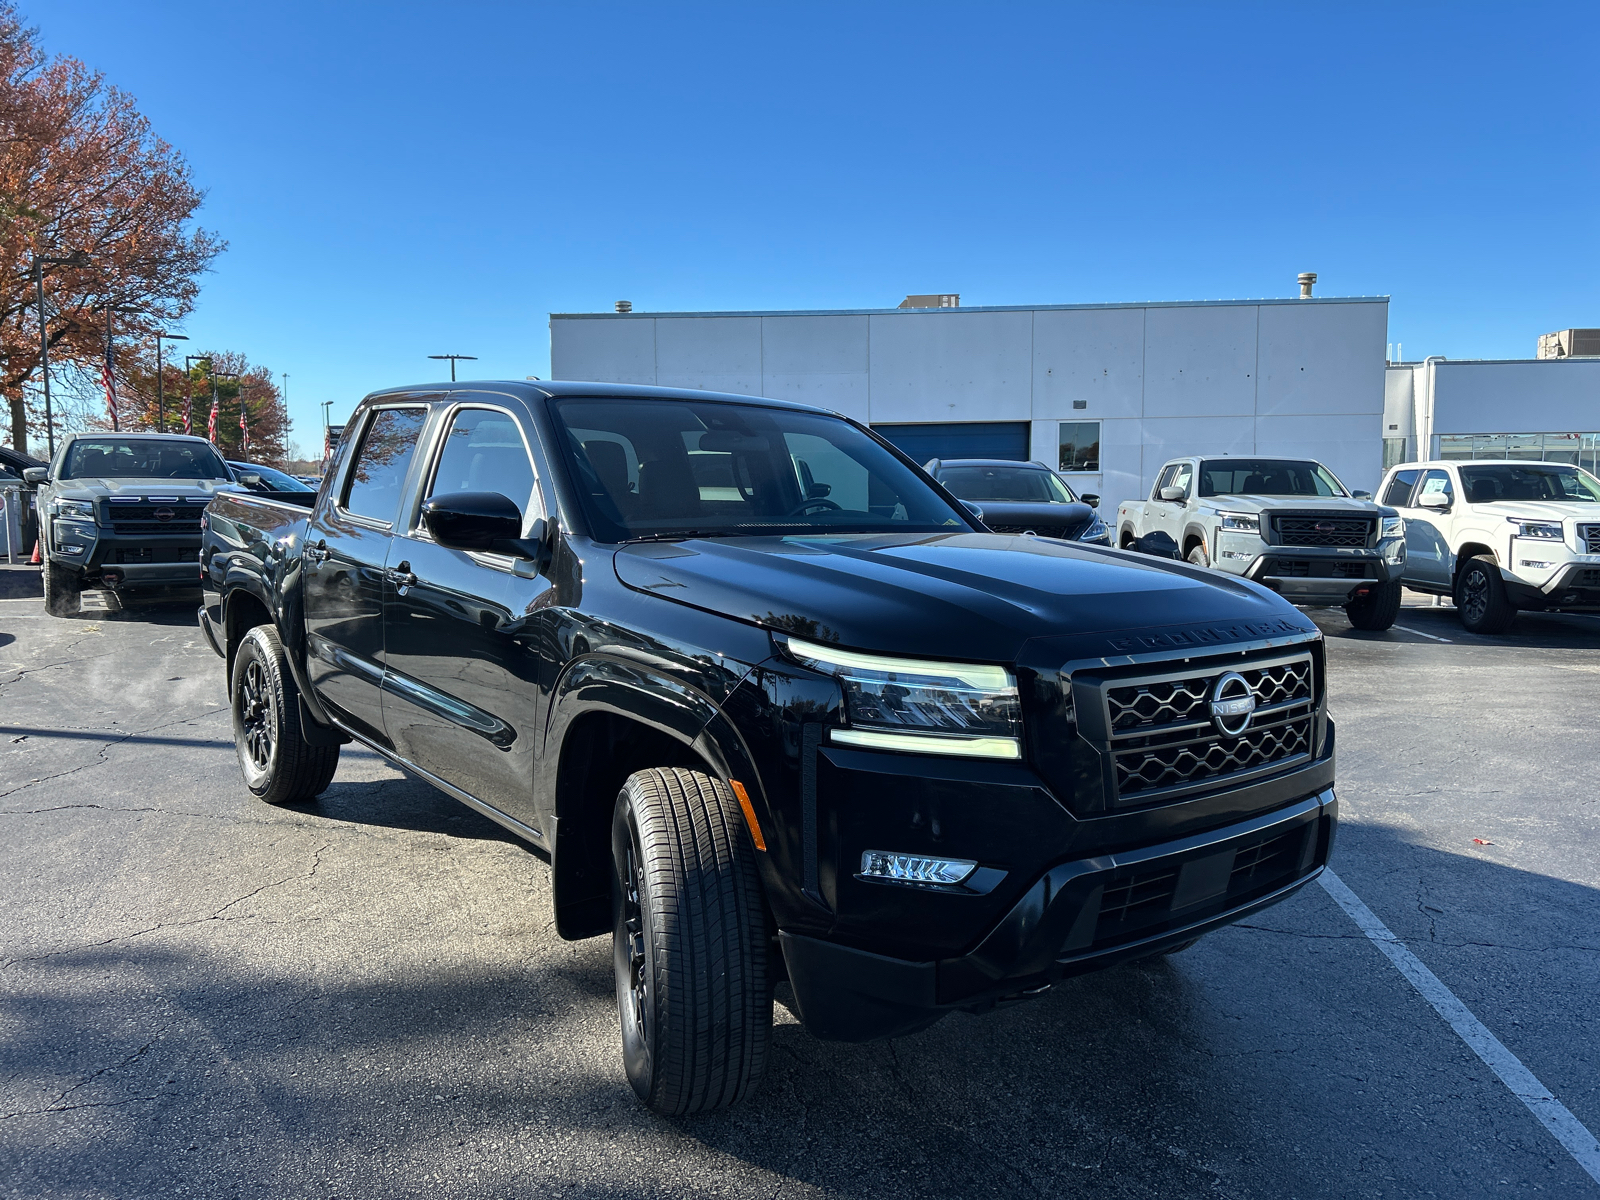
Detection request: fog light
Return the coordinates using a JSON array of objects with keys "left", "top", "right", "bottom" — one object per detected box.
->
[{"left": 859, "top": 850, "right": 977, "bottom": 886}]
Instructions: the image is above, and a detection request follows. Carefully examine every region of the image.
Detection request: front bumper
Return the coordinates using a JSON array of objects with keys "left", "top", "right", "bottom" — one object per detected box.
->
[
  {"left": 1240, "top": 545, "right": 1404, "bottom": 604},
  {"left": 1502, "top": 559, "right": 1600, "bottom": 611},
  {"left": 51, "top": 519, "right": 202, "bottom": 588},
  {"left": 781, "top": 788, "right": 1337, "bottom": 1040}
]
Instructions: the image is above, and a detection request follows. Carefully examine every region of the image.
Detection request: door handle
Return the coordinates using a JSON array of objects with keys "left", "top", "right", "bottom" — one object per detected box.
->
[
  {"left": 387, "top": 561, "right": 417, "bottom": 589},
  {"left": 304, "top": 539, "right": 329, "bottom": 565}
]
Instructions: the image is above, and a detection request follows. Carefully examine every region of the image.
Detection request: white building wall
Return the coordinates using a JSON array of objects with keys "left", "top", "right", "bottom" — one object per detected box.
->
[
  {"left": 551, "top": 296, "right": 1390, "bottom": 509},
  {"left": 1384, "top": 358, "right": 1600, "bottom": 460}
]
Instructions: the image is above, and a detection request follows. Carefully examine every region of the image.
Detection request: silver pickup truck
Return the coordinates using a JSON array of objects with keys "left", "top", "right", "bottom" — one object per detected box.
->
[{"left": 1117, "top": 455, "right": 1407, "bottom": 630}]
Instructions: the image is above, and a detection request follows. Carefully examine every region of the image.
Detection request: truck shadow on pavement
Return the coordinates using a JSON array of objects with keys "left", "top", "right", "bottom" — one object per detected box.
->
[
  {"left": 1312, "top": 604, "right": 1600, "bottom": 649},
  {"left": 290, "top": 764, "right": 528, "bottom": 847},
  {"left": 3, "top": 824, "right": 1595, "bottom": 1198}
]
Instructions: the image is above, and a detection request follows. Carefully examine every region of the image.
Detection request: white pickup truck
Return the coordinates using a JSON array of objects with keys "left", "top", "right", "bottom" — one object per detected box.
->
[
  {"left": 1118, "top": 455, "right": 1407, "bottom": 630},
  {"left": 1376, "top": 458, "right": 1600, "bottom": 633}
]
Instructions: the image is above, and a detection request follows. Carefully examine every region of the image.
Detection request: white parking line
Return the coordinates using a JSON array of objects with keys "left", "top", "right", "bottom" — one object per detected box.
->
[
  {"left": 1319, "top": 869, "right": 1600, "bottom": 1186},
  {"left": 1393, "top": 624, "right": 1453, "bottom": 643}
]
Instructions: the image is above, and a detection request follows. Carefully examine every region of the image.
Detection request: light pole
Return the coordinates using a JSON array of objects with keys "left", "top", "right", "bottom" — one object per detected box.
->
[
  {"left": 31, "top": 250, "right": 89, "bottom": 458},
  {"left": 183, "top": 355, "right": 211, "bottom": 437},
  {"left": 154, "top": 332, "right": 188, "bottom": 432},
  {"left": 93, "top": 301, "right": 146, "bottom": 431},
  {"left": 428, "top": 354, "right": 477, "bottom": 382}
]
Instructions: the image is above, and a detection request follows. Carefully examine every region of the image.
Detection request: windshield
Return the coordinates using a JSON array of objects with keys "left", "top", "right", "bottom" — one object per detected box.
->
[
  {"left": 230, "top": 461, "right": 314, "bottom": 492},
  {"left": 60, "top": 438, "right": 230, "bottom": 481},
  {"left": 551, "top": 397, "right": 974, "bottom": 542},
  {"left": 1459, "top": 463, "right": 1600, "bottom": 503},
  {"left": 939, "top": 465, "right": 1077, "bottom": 503},
  {"left": 1198, "top": 459, "right": 1347, "bottom": 498}
]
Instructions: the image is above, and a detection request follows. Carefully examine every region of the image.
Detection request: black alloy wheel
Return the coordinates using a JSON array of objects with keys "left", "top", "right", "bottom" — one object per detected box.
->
[
  {"left": 1454, "top": 555, "right": 1517, "bottom": 634},
  {"left": 230, "top": 624, "right": 341, "bottom": 805},
  {"left": 610, "top": 768, "right": 770, "bottom": 1115}
]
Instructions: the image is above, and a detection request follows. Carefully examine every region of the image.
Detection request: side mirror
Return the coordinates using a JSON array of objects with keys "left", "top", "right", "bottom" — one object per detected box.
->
[
  {"left": 23, "top": 467, "right": 47, "bottom": 485},
  {"left": 962, "top": 500, "right": 986, "bottom": 524},
  {"left": 1159, "top": 485, "right": 1186, "bottom": 502},
  {"left": 423, "top": 490, "right": 551, "bottom": 572},
  {"left": 238, "top": 472, "right": 263, "bottom": 488},
  {"left": 1417, "top": 491, "right": 1450, "bottom": 509},
  {"left": 806, "top": 482, "right": 832, "bottom": 500},
  {"left": 1350, "top": 490, "right": 1372, "bottom": 500},
  {"left": 1080, "top": 493, "right": 1101, "bottom": 509}
]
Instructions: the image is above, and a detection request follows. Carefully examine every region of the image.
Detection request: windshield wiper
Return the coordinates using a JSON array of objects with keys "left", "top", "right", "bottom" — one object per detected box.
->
[{"left": 621, "top": 530, "right": 744, "bottom": 544}]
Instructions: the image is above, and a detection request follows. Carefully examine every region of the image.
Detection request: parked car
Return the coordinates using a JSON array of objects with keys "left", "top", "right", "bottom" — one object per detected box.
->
[
  {"left": 202, "top": 382, "right": 1337, "bottom": 1114},
  {"left": 923, "top": 458, "right": 1108, "bottom": 544},
  {"left": 1117, "top": 455, "right": 1406, "bottom": 631},
  {"left": 1377, "top": 458, "right": 1600, "bottom": 633},
  {"left": 0, "top": 445, "right": 45, "bottom": 480},
  {"left": 226, "top": 460, "right": 317, "bottom": 493},
  {"left": 293, "top": 474, "right": 323, "bottom": 487},
  {"left": 25, "top": 432, "right": 238, "bottom": 616}
]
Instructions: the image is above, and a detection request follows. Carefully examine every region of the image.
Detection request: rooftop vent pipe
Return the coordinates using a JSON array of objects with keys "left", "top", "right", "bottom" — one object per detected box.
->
[
  {"left": 615, "top": 300, "right": 633, "bottom": 313},
  {"left": 1298, "top": 272, "right": 1317, "bottom": 298}
]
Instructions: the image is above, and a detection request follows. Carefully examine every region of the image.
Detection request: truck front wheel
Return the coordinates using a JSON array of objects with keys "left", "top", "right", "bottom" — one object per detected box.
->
[
  {"left": 1344, "top": 579, "right": 1402, "bottom": 631},
  {"left": 42, "top": 556, "right": 80, "bottom": 618},
  {"left": 611, "top": 767, "right": 770, "bottom": 1115},
  {"left": 1454, "top": 555, "right": 1517, "bottom": 634},
  {"left": 231, "top": 624, "right": 341, "bottom": 805}
]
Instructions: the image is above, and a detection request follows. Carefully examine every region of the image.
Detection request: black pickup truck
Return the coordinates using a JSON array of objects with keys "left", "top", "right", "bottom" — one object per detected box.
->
[{"left": 201, "top": 381, "right": 1337, "bottom": 1114}]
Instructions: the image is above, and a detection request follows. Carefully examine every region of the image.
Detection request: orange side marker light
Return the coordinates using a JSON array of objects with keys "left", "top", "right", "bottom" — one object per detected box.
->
[{"left": 729, "top": 779, "right": 767, "bottom": 852}]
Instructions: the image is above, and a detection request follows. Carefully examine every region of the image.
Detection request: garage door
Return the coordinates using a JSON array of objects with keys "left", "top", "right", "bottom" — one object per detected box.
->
[{"left": 871, "top": 422, "right": 1031, "bottom": 466}]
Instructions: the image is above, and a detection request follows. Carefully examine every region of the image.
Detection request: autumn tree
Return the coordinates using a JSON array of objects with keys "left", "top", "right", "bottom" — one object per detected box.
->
[
  {"left": 115, "top": 349, "right": 290, "bottom": 465},
  {"left": 0, "top": 3, "right": 221, "bottom": 455}
]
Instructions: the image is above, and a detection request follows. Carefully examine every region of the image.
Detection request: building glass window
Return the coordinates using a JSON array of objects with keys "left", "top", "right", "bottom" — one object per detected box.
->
[
  {"left": 1058, "top": 421, "right": 1100, "bottom": 472},
  {"left": 1382, "top": 438, "right": 1408, "bottom": 469},
  {"left": 1437, "top": 433, "right": 1600, "bottom": 474}
]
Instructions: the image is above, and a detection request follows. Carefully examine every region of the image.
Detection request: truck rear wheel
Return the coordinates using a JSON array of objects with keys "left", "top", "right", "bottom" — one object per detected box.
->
[
  {"left": 42, "top": 556, "right": 80, "bottom": 618},
  {"left": 1344, "top": 579, "right": 1402, "bottom": 631},
  {"left": 611, "top": 767, "right": 770, "bottom": 1115},
  {"left": 231, "top": 624, "right": 341, "bottom": 805},
  {"left": 1454, "top": 555, "right": 1517, "bottom": 634}
]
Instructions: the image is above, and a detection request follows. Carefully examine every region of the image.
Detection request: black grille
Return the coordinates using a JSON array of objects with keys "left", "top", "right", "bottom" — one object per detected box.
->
[
  {"left": 1271, "top": 515, "right": 1374, "bottom": 548},
  {"left": 110, "top": 546, "right": 196, "bottom": 564},
  {"left": 1582, "top": 525, "right": 1600, "bottom": 554},
  {"left": 107, "top": 503, "right": 202, "bottom": 534},
  {"left": 1105, "top": 657, "right": 1314, "bottom": 802},
  {"left": 988, "top": 522, "right": 1086, "bottom": 540},
  {"left": 1573, "top": 568, "right": 1600, "bottom": 586},
  {"left": 1265, "top": 558, "right": 1375, "bottom": 579}
]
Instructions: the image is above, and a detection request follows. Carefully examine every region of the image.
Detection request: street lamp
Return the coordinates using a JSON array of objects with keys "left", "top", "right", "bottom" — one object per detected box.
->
[
  {"left": 183, "top": 355, "right": 212, "bottom": 437},
  {"left": 428, "top": 354, "right": 477, "bottom": 382},
  {"left": 155, "top": 332, "right": 189, "bottom": 433},
  {"left": 31, "top": 249, "right": 89, "bottom": 458}
]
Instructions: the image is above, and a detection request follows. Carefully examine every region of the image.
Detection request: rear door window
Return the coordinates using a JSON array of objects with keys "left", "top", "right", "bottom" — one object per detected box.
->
[
  {"left": 1382, "top": 469, "right": 1421, "bottom": 507},
  {"left": 342, "top": 407, "right": 428, "bottom": 526}
]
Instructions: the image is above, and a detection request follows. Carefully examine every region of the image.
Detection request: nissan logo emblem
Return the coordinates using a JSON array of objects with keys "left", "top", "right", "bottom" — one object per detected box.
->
[
  {"left": 1209, "top": 671, "right": 1256, "bottom": 737},
  {"left": 154, "top": 508, "right": 175, "bottom": 522},
  {"left": 1314, "top": 522, "right": 1336, "bottom": 533}
]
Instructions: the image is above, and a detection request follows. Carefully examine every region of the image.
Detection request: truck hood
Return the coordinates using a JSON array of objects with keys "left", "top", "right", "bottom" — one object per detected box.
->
[
  {"left": 614, "top": 532, "right": 1312, "bottom": 663},
  {"left": 1469, "top": 500, "right": 1600, "bottom": 524},
  {"left": 47, "top": 478, "right": 240, "bottom": 502},
  {"left": 1199, "top": 495, "right": 1387, "bottom": 515}
]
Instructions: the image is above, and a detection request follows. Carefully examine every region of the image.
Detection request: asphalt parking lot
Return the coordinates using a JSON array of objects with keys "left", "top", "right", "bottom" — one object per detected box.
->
[{"left": 2, "top": 573, "right": 1597, "bottom": 1199}]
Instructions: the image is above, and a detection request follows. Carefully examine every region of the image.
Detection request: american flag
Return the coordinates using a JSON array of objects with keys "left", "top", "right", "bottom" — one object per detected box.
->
[
  {"left": 207, "top": 391, "right": 219, "bottom": 443},
  {"left": 183, "top": 402, "right": 192, "bottom": 436},
  {"left": 101, "top": 353, "right": 117, "bottom": 431},
  {"left": 239, "top": 396, "right": 249, "bottom": 455}
]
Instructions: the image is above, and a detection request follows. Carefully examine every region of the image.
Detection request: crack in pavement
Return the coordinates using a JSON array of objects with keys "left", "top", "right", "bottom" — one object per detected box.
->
[
  {"left": 1, "top": 1026, "right": 169, "bottom": 1121},
  {"left": 1234, "top": 922, "right": 1600, "bottom": 955},
  {"left": 0, "top": 842, "right": 332, "bottom": 970},
  {"left": 0, "top": 706, "right": 229, "bottom": 800}
]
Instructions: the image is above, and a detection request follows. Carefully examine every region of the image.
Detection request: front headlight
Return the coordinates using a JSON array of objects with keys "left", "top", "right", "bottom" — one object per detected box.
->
[
  {"left": 1077, "top": 514, "right": 1108, "bottom": 542},
  {"left": 1380, "top": 515, "right": 1405, "bottom": 539},
  {"left": 785, "top": 637, "right": 1022, "bottom": 759},
  {"left": 51, "top": 498, "right": 95, "bottom": 521},
  {"left": 1508, "top": 518, "right": 1563, "bottom": 541},
  {"left": 1219, "top": 511, "right": 1260, "bottom": 533}
]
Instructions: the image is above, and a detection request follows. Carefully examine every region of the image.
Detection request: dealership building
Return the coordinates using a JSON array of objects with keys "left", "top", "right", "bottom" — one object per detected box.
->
[{"left": 550, "top": 296, "right": 1599, "bottom": 511}]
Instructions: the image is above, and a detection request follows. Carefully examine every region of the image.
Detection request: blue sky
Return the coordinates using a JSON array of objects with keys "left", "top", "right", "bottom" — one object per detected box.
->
[{"left": 31, "top": 2, "right": 1598, "bottom": 453}]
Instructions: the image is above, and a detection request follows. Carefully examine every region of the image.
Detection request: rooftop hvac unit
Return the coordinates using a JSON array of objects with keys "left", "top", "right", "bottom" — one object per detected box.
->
[{"left": 1537, "top": 328, "right": 1600, "bottom": 358}]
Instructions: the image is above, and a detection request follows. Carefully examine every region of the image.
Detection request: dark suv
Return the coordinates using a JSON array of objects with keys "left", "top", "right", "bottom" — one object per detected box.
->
[{"left": 201, "top": 381, "right": 1337, "bottom": 1114}]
